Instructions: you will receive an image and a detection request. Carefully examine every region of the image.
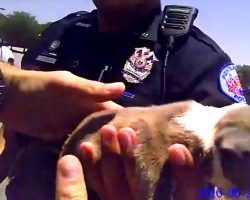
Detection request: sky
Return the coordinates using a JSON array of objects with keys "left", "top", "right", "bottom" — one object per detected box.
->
[{"left": 0, "top": 0, "right": 249, "bottom": 65}]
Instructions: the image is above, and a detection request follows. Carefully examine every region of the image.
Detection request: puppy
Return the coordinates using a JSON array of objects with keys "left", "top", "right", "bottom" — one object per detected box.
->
[{"left": 61, "top": 100, "right": 250, "bottom": 200}]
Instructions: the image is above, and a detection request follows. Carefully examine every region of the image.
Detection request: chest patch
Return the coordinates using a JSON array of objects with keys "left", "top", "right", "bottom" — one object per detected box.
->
[
  {"left": 219, "top": 63, "right": 247, "bottom": 103},
  {"left": 123, "top": 47, "right": 158, "bottom": 84},
  {"left": 36, "top": 55, "right": 57, "bottom": 64},
  {"left": 49, "top": 40, "right": 61, "bottom": 51}
]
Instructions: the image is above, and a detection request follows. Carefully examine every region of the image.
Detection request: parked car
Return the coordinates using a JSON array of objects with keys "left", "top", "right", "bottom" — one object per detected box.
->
[{"left": 0, "top": 38, "right": 15, "bottom": 65}]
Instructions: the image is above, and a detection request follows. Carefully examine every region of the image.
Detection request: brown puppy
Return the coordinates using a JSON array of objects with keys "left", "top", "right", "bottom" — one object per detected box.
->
[{"left": 60, "top": 100, "right": 250, "bottom": 200}]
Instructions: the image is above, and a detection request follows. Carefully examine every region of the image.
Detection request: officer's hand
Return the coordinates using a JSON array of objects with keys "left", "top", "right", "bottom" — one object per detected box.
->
[
  {"left": 56, "top": 155, "right": 88, "bottom": 200},
  {"left": 80, "top": 125, "right": 205, "bottom": 200},
  {"left": 168, "top": 144, "right": 205, "bottom": 200},
  {"left": 55, "top": 153, "right": 204, "bottom": 200},
  {"left": 0, "top": 65, "right": 125, "bottom": 140}
]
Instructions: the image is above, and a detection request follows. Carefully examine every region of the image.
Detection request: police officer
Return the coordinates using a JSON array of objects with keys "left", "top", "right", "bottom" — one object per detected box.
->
[
  {"left": 0, "top": 65, "right": 201, "bottom": 200},
  {"left": 3, "top": 0, "right": 247, "bottom": 199},
  {"left": 21, "top": 4, "right": 246, "bottom": 107}
]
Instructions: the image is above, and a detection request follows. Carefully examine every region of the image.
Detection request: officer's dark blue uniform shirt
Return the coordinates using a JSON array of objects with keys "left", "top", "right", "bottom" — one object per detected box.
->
[
  {"left": 2, "top": 7, "right": 246, "bottom": 200},
  {"left": 21, "top": 9, "right": 247, "bottom": 107}
]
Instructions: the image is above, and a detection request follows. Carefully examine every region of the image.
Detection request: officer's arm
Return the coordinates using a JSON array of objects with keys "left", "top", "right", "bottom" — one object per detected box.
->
[
  {"left": 21, "top": 11, "right": 89, "bottom": 71},
  {"left": 188, "top": 54, "right": 245, "bottom": 107},
  {"left": 0, "top": 62, "right": 124, "bottom": 139},
  {"left": 0, "top": 62, "right": 28, "bottom": 120}
]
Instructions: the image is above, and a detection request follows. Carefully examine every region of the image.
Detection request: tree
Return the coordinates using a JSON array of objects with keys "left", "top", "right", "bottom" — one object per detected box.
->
[
  {"left": 236, "top": 65, "right": 250, "bottom": 95},
  {"left": 37, "top": 22, "right": 52, "bottom": 34},
  {"left": 0, "top": 14, "right": 7, "bottom": 39},
  {"left": 0, "top": 11, "right": 46, "bottom": 48}
]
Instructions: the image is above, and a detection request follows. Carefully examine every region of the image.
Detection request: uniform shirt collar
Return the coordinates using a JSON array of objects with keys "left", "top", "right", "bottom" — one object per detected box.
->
[
  {"left": 90, "top": 8, "right": 162, "bottom": 42},
  {"left": 130, "top": 7, "right": 162, "bottom": 39}
]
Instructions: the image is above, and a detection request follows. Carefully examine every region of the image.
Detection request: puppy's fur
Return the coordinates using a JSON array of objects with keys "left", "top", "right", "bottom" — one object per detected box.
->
[{"left": 61, "top": 100, "right": 250, "bottom": 200}]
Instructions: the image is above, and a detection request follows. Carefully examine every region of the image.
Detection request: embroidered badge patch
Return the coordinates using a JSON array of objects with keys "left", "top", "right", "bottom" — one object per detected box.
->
[
  {"left": 219, "top": 63, "right": 247, "bottom": 103},
  {"left": 49, "top": 40, "right": 61, "bottom": 51},
  {"left": 123, "top": 47, "right": 159, "bottom": 83}
]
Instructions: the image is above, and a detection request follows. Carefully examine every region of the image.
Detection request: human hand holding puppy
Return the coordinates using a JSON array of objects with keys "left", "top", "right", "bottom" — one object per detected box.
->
[
  {"left": 56, "top": 125, "right": 203, "bottom": 200},
  {"left": 57, "top": 100, "right": 250, "bottom": 200}
]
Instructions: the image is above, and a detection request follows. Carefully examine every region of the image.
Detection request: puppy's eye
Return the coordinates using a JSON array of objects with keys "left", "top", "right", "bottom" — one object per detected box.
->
[
  {"left": 223, "top": 121, "right": 238, "bottom": 128},
  {"left": 219, "top": 148, "right": 239, "bottom": 172}
]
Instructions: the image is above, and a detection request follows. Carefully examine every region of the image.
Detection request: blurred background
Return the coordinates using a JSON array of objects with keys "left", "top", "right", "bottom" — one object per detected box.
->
[
  {"left": 0, "top": 0, "right": 249, "bottom": 69},
  {"left": 1, "top": 1, "right": 250, "bottom": 118}
]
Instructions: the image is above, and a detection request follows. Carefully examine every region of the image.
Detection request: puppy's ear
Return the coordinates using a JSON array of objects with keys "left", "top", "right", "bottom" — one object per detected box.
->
[{"left": 216, "top": 126, "right": 250, "bottom": 191}]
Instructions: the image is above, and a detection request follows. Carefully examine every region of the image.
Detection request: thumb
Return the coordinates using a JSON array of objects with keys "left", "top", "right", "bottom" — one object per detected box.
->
[
  {"left": 79, "top": 79, "right": 125, "bottom": 102},
  {"left": 56, "top": 155, "right": 88, "bottom": 200},
  {"left": 168, "top": 144, "right": 205, "bottom": 200},
  {"left": 98, "top": 101, "right": 124, "bottom": 110}
]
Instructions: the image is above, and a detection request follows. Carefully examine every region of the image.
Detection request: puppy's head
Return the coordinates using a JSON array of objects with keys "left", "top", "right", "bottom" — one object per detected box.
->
[{"left": 213, "top": 105, "right": 250, "bottom": 192}]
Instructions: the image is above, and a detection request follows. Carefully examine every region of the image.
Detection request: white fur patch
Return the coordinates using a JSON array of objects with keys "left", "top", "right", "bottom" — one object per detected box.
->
[{"left": 174, "top": 101, "right": 247, "bottom": 151}]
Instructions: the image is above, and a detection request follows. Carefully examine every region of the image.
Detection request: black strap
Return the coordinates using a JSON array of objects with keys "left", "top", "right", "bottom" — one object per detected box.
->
[{"left": 158, "top": 5, "right": 198, "bottom": 103}]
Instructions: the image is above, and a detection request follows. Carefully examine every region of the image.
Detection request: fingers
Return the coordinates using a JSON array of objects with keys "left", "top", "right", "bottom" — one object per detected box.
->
[
  {"left": 100, "top": 125, "right": 133, "bottom": 200},
  {"left": 77, "top": 78, "right": 125, "bottom": 102},
  {"left": 89, "top": 101, "right": 124, "bottom": 117},
  {"left": 99, "top": 101, "right": 124, "bottom": 111},
  {"left": 168, "top": 144, "right": 194, "bottom": 167},
  {"left": 52, "top": 71, "right": 125, "bottom": 102},
  {"left": 81, "top": 125, "right": 136, "bottom": 200},
  {"left": 117, "top": 128, "right": 138, "bottom": 199},
  {"left": 80, "top": 127, "right": 204, "bottom": 200},
  {"left": 56, "top": 155, "right": 87, "bottom": 200},
  {"left": 80, "top": 142, "right": 108, "bottom": 200},
  {"left": 168, "top": 144, "right": 205, "bottom": 200}
]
